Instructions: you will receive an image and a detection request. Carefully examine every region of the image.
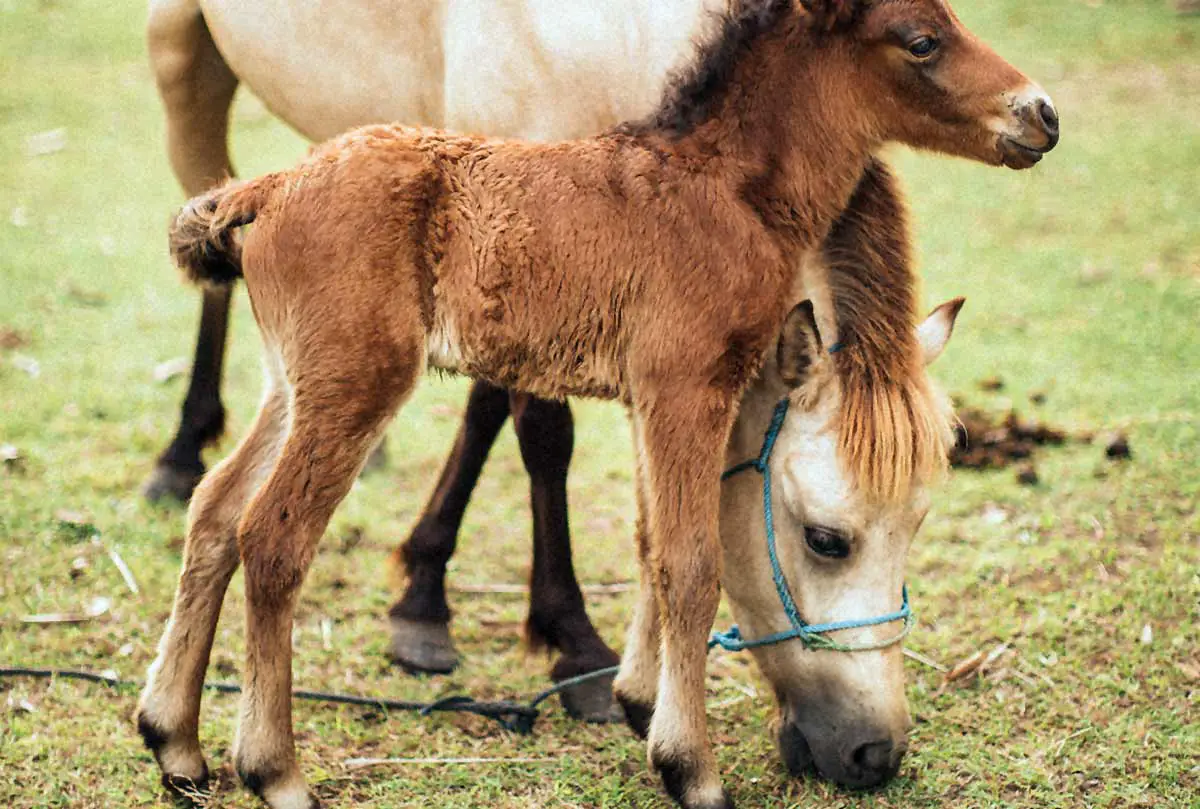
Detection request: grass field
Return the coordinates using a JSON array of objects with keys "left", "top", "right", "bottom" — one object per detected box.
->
[{"left": 1, "top": 0, "right": 1197, "bottom": 807}]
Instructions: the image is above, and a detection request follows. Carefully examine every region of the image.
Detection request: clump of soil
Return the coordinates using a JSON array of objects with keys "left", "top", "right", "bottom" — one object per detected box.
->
[
  {"left": 950, "top": 407, "right": 1071, "bottom": 471},
  {"left": 950, "top": 394, "right": 1132, "bottom": 486}
]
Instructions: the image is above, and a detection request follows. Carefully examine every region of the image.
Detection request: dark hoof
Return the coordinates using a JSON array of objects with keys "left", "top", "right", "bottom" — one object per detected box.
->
[
  {"left": 162, "top": 771, "right": 212, "bottom": 805},
  {"left": 615, "top": 693, "right": 654, "bottom": 739},
  {"left": 142, "top": 463, "right": 202, "bottom": 504},
  {"left": 239, "top": 765, "right": 319, "bottom": 809},
  {"left": 557, "top": 671, "right": 622, "bottom": 723},
  {"left": 361, "top": 440, "right": 388, "bottom": 475},
  {"left": 138, "top": 714, "right": 210, "bottom": 802},
  {"left": 655, "top": 753, "right": 734, "bottom": 809},
  {"left": 388, "top": 615, "right": 458, "bottom": 674}
]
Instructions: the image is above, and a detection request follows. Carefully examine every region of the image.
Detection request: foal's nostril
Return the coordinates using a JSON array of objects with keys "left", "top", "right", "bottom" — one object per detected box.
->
[
  {"left": 847, "top": 739, "right": 902, "bottom": 786},
  {"left": 1037, "top": 98, "right": 1060, "bottom": 137}
]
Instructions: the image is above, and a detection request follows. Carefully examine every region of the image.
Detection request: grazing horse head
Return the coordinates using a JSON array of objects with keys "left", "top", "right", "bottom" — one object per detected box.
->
[{"left": 719, "top": 296, "right": 961, "bottom": 789}]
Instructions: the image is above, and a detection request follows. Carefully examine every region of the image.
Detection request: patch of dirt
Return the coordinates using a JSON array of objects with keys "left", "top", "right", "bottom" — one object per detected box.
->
[
  {"left": 950, "top": 406, "right": 1078, "bottom": 471},
  {"left": 0, "top": 327, "right": 28, "bottom": 350}
]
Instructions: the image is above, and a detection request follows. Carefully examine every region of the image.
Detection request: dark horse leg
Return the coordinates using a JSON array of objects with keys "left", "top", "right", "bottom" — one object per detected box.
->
[
  {"left": 389, "top": 381, "right": 620, "bottom": 720},
  {"left": 139, "top": 3, "right": 383, "bottom": 502},
  {"left": 141, "top": 5, "right": 240, "bottom": 503},
  {"left": 388, "top": 381, "right": 511, "bottom": 673},
  {"left": 510, "top": 392, "right": 621, "bottom": 720}
]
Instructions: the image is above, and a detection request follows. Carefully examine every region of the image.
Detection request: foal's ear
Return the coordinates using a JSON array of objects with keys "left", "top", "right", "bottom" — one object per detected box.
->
[
  {"left": 777, "top": 300, "right": 826, "bottom": 388},
  {"left": 917, "top": 297, "right": 965, "bottom": 367},
  {"left": 796, "top": 0, "right": 860, "bottom": 30}
]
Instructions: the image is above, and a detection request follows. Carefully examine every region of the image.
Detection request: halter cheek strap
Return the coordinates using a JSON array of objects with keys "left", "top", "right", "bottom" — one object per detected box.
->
[{"left": 710, "top": 397, "right": 914, "bottom": 654}]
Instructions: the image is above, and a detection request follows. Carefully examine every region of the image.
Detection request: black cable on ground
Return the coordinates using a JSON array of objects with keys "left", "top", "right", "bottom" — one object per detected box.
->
[{"left": 0, "top": 666, "right": 552, "bottom": 734}]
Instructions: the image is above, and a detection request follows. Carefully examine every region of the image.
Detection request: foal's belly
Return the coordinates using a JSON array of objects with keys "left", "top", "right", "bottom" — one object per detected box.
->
[{"left": 426, "top": 294, "right": 626, "bottom": 402}]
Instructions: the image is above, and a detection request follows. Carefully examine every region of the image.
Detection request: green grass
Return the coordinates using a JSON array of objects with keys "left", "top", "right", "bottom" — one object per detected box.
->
[{"left": 1, "top": 0, "right": 1197, "bottom": 806}]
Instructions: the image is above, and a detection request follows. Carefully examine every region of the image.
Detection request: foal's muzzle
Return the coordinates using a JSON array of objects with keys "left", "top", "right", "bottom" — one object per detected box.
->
[{"left": 1000, "top": 92, "right": 1060, "bottom": 169}]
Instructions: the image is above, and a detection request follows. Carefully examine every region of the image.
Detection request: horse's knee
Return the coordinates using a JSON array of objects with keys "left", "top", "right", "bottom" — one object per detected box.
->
[
  {"left": 512, "top": 394, "right": 573, "bottom": 477},
  {"left": 237, "top": 508, "right": 310, "bottom": 608}
]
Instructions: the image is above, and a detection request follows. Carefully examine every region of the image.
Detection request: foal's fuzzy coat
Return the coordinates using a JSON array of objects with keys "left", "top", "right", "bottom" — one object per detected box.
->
[{"left": 139, "top": 1, "right": 1056, "bottom": 807}]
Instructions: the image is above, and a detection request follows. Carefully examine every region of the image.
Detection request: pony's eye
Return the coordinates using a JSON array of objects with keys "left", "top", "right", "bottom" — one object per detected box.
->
[
  {"left": 907, "top": 37, "right": 939, "bottom": 59},
  {"left": 805, "top": 526, "right": 851, "bottom": 559}
]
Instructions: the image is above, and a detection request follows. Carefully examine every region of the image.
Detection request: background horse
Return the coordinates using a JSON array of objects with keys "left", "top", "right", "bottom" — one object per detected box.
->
[{"left": 136, "top": 2, "right": 1054, "bottom": 807}]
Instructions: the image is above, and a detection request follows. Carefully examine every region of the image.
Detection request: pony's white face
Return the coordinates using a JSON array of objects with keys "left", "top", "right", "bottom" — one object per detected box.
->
[{"left": 719, "top": 299, "right": 960, "bottom": 788}]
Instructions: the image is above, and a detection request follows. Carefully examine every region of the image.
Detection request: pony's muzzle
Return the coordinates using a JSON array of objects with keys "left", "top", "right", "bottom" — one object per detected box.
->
[{"left": 777, "top": 718, "right": 908, "bottom": 789}]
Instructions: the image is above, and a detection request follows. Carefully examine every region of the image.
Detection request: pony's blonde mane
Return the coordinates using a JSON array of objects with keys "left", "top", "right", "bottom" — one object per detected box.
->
[{"left": 823, "top": 161, "right": 954, "bottom": 503}]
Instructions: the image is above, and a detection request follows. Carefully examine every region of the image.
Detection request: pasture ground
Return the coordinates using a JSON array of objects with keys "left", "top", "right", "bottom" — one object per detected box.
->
[{"left": 1, "top": 1, "right": 1197, "bottom": 806}]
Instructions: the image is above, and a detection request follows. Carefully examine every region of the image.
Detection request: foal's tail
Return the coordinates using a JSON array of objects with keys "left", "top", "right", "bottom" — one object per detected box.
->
[{"left": 169, "top": 174, "right": 282, "bottom": 286}]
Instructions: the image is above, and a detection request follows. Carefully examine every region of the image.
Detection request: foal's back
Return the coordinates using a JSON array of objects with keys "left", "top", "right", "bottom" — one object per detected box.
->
[{"left": 239, "top": 125, "right": 785, "bottom": 402}]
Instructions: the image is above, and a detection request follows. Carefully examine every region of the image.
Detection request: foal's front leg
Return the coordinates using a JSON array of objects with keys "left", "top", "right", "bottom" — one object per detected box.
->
[
  {"left": 613, "top": 437, "right": 660, "bottom": 737},
  {"left": 636, "top": 391, "right": 735, "bottom": 809}
]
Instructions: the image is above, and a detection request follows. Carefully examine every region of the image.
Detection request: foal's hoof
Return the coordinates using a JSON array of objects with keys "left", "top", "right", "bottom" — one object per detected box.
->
[
  {"left": 239, "top": 764, "right": 320, "bottom": 809},
  {"left": 653, "top": 751, "right": 735, "bottom": 809},
  {"left": 614, "top": 693, "right": 654, "bottom": 739},
  {"left": 161, "top": 771, "right": 212, "bottom": 806},
  {"left": 556, "top": 671, "right": 622, "bottom": 723},
  {"left": 388, "top": 616, "right": 458, "bottom": 674},
  {"left": 142, "top": 462, "right": 202, "bottom": 504},
  {"left": 137, "top": 713, "right": 210, "bottom": 801}
]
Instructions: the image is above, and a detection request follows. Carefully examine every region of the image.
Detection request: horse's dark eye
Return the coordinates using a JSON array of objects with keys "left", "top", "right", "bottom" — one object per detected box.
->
[
  {"left": 907, "top": 37, "right": 939, "bottom": 59},
  {"left": 805, "top": 526, "right": 851, "bottom": 559}
]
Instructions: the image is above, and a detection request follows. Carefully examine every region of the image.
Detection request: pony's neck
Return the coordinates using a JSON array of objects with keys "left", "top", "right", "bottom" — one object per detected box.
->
[{"left": 686, "top": 21, "right": 879, "bottom": 252}]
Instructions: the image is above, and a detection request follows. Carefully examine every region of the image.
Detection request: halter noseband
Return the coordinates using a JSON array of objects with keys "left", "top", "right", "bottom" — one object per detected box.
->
[{"left": 710, "top": 397, "right": 914, "bottom": 654}]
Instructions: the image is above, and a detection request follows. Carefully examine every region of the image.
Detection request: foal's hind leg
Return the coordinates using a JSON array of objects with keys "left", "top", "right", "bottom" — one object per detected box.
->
[
  {"left": 143, "top": 0, "right": 240, "bottom": 502},
  {"left": 137, "top": 384, "right": 289, "bottom": 793},
  {"left": 234, "top": 347, "right": 421, "bottom": 809},
  {"left": 388, "top": 380, "right": 511, "bottom": 673},
  {"left": 511, "top": 393, "right": 621, "bottom": 721}
]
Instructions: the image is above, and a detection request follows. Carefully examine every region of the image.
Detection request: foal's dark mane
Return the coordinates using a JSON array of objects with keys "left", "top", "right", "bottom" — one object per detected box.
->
[{"left": 617, "top": 0, "right": 792, "bottom": 137}]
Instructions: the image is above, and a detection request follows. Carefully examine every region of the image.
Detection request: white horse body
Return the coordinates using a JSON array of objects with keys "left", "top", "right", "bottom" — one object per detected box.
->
[{"left": 193, "top": 0, "right": 721, "bottom": 142}]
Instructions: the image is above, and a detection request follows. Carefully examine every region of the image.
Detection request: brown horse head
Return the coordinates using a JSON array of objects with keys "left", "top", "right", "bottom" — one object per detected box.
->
[
  {"left": 799, "top": 0, "right": 1058, "bottom": 167},
  {"left": 720, "top": 297, "right": 961, "bottom": 789}
]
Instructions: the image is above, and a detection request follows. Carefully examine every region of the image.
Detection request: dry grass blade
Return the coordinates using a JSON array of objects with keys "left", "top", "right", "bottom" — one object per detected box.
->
[
  {"left": 93, "top": 537, "right": 139, "bottom": 595},
  {"left": 21, "top": 596, "right": 111, "bottom": 624},
  {"left": 944, "top": 650, "right": 987, "bottom": 683},
  {"left": 904, "top": 647, "right": 949, "bottom": 672},
  {"left": 1051, "top": 726, "right": 1094, "bottom": 760}
]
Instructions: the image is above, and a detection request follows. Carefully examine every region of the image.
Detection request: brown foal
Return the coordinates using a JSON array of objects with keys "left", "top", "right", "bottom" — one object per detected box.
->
[{"left": 138, "top": 1, "right": 1057, "bottom": 807}]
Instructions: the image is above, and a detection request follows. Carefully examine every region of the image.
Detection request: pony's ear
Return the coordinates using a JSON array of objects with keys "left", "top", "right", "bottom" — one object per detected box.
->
[
  {"left": 777, "top": 300, "right": 826, "bottom": 388},
  {"left": 796, "top": 0, "right": 859, "bottom": 30},
  {"left": 916, "top": 297, "right": 965, "bottom": 367}
]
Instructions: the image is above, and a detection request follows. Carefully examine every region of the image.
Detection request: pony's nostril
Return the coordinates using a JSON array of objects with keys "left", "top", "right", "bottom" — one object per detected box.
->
[
  {"left": 848, "top": 739, "right": 901, "bottom": 785},
  {"left": 1037, "top": 99, "right": 1059, "bottom": 135}
]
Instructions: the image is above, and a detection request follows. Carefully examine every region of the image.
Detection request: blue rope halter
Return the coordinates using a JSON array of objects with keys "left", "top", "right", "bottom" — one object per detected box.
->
[{"left": 710, "top": 397, "right": 914, "bottom": 653}]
